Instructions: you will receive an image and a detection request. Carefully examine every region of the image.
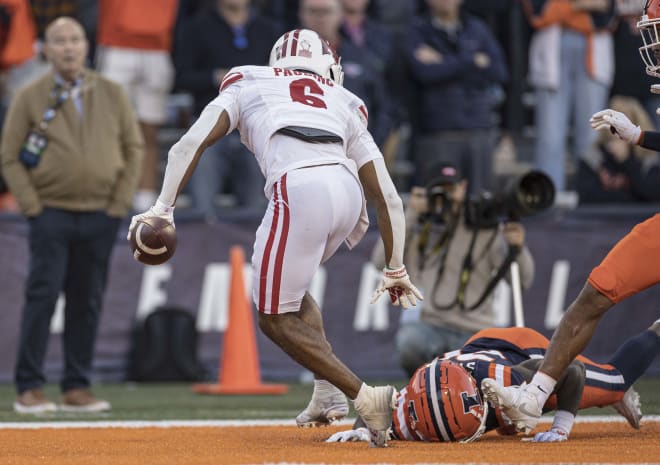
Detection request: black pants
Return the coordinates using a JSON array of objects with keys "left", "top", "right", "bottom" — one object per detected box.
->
[{"left": 14, "top": 208, "right": 120, "bottom": 394}]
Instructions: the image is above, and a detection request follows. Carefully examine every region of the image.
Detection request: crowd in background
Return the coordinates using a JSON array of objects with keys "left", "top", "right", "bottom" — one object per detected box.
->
[{"left": 1, "top": 0, "right": 660, "bottom": 219}]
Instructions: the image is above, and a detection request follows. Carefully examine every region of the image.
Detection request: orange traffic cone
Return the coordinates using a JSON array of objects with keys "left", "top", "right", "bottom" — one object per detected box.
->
[{"left": 192, "top": 245, "right": 288, "bottom": 395}]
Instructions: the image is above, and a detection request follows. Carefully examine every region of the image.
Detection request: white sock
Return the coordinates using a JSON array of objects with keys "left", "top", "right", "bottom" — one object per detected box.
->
[
  {"left": 551, "top": 410, "right": 575, "bottom": 436},
  {"left": 352, "top": 382, "right": 370, "bottom": 404},
  {"left": 530, "top": 371, "right": 556, "bottom": 406}
]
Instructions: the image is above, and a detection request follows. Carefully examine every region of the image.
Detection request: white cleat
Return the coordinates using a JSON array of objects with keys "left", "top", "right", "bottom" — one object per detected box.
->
[
  {"left": 481, "top": 379, "right": 542, "bottom": 434},
  {"left": 612, "top": 387, "right": 642, "bottom": 429},
  {"left": 353, "top": 385, "right": 396, "bottom": 448},
  {"left": 296, "top": 384, "right": 349, "bottom": 427}
]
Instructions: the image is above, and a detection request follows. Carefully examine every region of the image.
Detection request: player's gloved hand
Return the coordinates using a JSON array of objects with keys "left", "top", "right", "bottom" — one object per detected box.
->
[
  {"left": 127, "top": 200, "right": 175, "bottom": 240},
  {"left": 530, "top": 428, "right": 568, "bottom": 443},
  {"left": 325, "top": 427, "right": 370, "bottom": 443},
  {"left": 370, "top": 265, "right": 423, "bottom": 309},
  {"left": 590, "top": 109, "right": 641, "bottom": 144}
]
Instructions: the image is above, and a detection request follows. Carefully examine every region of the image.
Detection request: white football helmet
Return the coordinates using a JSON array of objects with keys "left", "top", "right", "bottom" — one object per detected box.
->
[
  {"left": 638, "top": 0, "right": 660, "bottom": 77},
  {"left": 269, "top": 29, "right": 344, "bottom": 86}
]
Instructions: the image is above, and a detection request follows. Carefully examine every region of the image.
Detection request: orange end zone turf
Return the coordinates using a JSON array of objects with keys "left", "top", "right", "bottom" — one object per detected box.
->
[{"left": 1, "top": 422, "right": 658, "bottom": 465}]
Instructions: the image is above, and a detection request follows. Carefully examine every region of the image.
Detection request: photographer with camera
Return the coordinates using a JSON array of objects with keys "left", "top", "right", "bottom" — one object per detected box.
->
[{"left": 372, "top": 163, "right": 538, "bottom": 377}]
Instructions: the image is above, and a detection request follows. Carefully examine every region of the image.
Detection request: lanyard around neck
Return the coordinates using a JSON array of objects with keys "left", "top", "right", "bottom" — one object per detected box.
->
[{"left": 38, "top": 83, "right": 72, "bottom": 131}]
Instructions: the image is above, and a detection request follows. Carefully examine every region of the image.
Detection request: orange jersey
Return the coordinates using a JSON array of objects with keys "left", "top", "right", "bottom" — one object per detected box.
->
[
  {"left": 97, "top": 0, "right": 178, "bottom": 51},
  {"left": 392, "top": 327, "right": 627, "bottom": 440},
  {"left": 462, "top": 327, "right": 626, "bottom": 409},
  {"left": 0, "top": 0, "right": 36, "bottom": 68},
  {"left": 589, "top": 213, "right": 660, "bottom": 304}
]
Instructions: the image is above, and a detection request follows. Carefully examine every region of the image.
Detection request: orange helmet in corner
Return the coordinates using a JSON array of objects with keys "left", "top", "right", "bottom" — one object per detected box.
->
[
  {"left": 638, "top": 0, "right": 660, "bottom": 76},
  {"left": 394, "top": 358, "right": 488, "bottom": 443}
]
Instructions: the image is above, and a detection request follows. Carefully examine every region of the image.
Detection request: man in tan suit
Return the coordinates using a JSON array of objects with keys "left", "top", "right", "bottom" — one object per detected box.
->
[{"left": 0, "top": 17, "right": 143, "bottom": 414}]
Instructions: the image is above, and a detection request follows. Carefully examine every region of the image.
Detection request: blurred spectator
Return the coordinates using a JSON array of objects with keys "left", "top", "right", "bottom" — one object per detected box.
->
[
  {"left": 0, "top": 0, "right": 36, "bottom": 76},
  {"left": 341, "top": 0, "right": 394, "bottom": 66},
  {"left": 30, "top": 0, "right": 76, "bottom": 38},
  {"left": 96, "top": 0, "right": 179, "bottom": 211},
  {"left": 1, "top": 0, "right": 47, "bottom": 107},
  {"left": 462, "top": 0, "right": 519, "bottom": 133},
  {"left": 300, "top": 0, "right": 397, "bottom": 148},
  {"left": 0, "top": 17, "right": 143, "bottom": 413},
  {"left": 174, "top": 0, "right": 279, "bottom": 219},
  {"left": 177, "top": 0, "right": 210, "bottom": 19},
  {"left": 26, "top": 0, "right": 83, "bottom": 77},
  {"left": 521, "top": 0, "right": 616, "bottom": 193},
  {"left": 371, "top": 162, "right": 534, "bottom": 377},
  {"left": 0, "top": 0, "right": 37, "bottom": 213},
  {"left": 368, "top": 0, "right": 421, "bottom": 34},
  {"left": 255, "top": 0, "right": 299, "bottom": 30},
  {"left": 611, "top": 0, "right": 660, "bottom": 129},
  {"left": 406, "top": 0, "right": 508, "bottom": 197},
  {"left": 77, "top": 0, "right": 98, "bottom": 61},
  {"left": 173, "top": 0, "right": 210, "bottom": 53},
  {"left": 578, "top": 95, "right": 660, "bottom": 202},
  {"left": 340, "top": 0, "right": 404, "bottom": 168}
]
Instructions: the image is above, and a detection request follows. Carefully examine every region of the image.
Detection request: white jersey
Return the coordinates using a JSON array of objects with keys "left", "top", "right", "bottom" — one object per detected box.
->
[{"left": 207, "top": 65, "right": 383, "bottom": 196}]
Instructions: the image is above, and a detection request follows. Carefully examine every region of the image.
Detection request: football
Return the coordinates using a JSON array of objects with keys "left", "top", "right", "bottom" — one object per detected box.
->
[{"left": 129, "top": 216, "right": 177, "bottom": 265}]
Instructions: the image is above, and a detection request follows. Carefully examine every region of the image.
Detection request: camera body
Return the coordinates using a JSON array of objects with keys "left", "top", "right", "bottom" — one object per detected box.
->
[
  {"left": 422, "top": 184, "right": 452, "bottom": 224},
  {"left": 464, "top": 171, "right": 555, "bottom": 228}
]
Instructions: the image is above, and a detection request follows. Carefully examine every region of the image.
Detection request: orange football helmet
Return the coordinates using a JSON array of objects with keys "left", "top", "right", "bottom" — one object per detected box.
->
[
  {"left": 638, "top": 0, "right": 660, "bottom": 76},
  {"left": 397, "top": 358, "right": 488, "bottom": 443}
]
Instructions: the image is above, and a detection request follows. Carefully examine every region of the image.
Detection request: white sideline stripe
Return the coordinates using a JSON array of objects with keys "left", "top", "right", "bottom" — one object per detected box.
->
[
  {"left": 0, "top": 415, "right": 658, "bottom": 430},
  {"left": 257, "top": 463, "right": 660, "bottom": 465}
]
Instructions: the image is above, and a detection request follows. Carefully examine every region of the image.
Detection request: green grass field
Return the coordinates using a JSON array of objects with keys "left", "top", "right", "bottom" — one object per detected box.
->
[{"left": 0, "top": 377, "right": 658, "bottom": 423}]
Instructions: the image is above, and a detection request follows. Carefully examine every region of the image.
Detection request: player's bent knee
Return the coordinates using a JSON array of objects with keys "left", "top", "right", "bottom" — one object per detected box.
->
[
  {"left": 567, "top": 360, "right": 586, "bottom": 377},
  {"left": 257, "top": 313, "right": 282, "bottom": 340}
]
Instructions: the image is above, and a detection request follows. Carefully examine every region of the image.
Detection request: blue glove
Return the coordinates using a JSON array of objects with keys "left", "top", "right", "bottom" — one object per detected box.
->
[
  {"left": 531, "top": 428, "right": 568, "bottom": 443},
  {"left": 326, "top": 427, "right": 370, "bottom": 443}
]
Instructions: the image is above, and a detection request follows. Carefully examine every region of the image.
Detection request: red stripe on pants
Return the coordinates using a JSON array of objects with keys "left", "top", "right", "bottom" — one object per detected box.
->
[
  {"left": 270, "top": 174, "right": 290, "bottom": 313},
  {"left": 259, "top": 182, "right": 280, "bottom": 313}
]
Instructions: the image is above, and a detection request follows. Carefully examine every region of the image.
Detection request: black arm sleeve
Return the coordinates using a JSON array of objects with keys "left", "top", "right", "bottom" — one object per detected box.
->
[
  {"left": 552, "top": 361, "right": 586, "bottom": 415},
  {"left": 639, "top": 131, "right": 660, "bottom": 152}
]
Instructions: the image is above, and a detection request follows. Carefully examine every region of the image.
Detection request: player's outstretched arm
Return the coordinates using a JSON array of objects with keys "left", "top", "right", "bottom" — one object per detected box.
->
[
  {"left": 326, "top": 427, "right": 370, "bottom": 443},
  {"left": 359, "top": 158, "right": 423, "bottom": 309},
  {"left": 159, "top": 107, "right": 231, "bottom": 206},
  {"left": 326, "top": 414, "right": 394, "bottom": 443},
  {"left": 127, "top": 106, "right": 230, "bottom": 239},
  {"left": 358, "top": 158, "right": 404, "bottom": 267}
]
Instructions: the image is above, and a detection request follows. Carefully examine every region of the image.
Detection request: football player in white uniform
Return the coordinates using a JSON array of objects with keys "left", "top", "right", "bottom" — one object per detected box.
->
[{"left": 127, "top": 29, "right": 422, "bottom": 447}]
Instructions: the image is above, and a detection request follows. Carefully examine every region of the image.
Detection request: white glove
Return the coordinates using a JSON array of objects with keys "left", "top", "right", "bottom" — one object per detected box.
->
[
  {"left": 370, "top": 265, "right": 423, "bottom": 309},
  {"left": 530, "top": 428, "right": 568, "bottom": 443},
  {"left": 127, "top": 200, "right": 175, "bottom": 240},
  {"left": 590, "top": 109, "right": 641, "bottom": 144},
  {"left": 650, "top": 84, "right": 660, "bottom": 95},
  {"left": 325, "top": 427, "right": 370, "bottom": 443}
]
